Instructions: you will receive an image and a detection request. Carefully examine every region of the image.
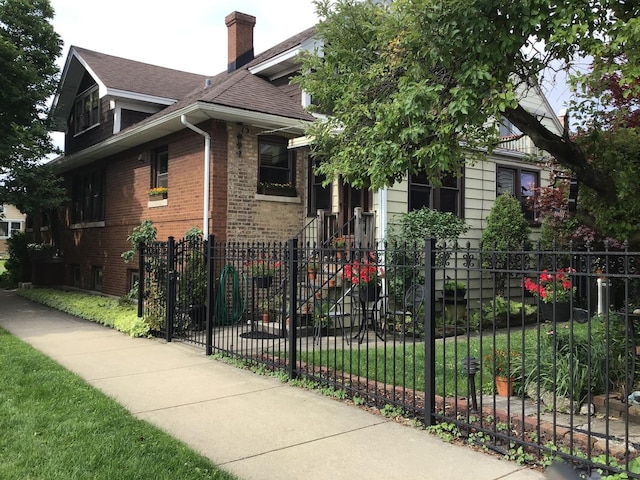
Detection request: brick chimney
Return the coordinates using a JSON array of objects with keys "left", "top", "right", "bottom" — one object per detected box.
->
[{"left": 225, "top": 11, "right": 256, "bottom": 72}]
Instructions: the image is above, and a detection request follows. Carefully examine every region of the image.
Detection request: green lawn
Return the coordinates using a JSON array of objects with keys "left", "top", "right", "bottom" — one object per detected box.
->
[
  {"left": 300, "top": 329, "right": 538, "bottom": 397},
  {"left": 0, "top": 258, "right": 6, "bottom": 274},
  {"left": 0, "top": 328, "right": 237, "bottom": 480}
]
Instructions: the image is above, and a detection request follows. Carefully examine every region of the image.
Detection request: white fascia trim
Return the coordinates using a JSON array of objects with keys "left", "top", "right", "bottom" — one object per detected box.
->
[
  {"left": 107, "top": 88, "right": 176, "bottom": 106},
  {"left": 249, "top": 47, "right": 300, "bottom": 76},
  {"left": 70, "top": 50, "right": 108, "bottom": 97},
  {"left": 50, "top": 48, "right": 107, "bottom": 119},
  {"left": 51, "top": 102, "right": 312, "bottom": 170},
  {"left": 192, "top": 102, "right": 312, "bottom": 130},
  {"left": 266, "top": 65, "right": 300, "bottom": 82},
  {"left": 112, "top": 100, "right": 163, "bottom": 134}
]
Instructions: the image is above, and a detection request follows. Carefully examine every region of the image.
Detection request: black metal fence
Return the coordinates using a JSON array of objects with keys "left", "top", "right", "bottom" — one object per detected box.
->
[{"left": 139, "top": 236, "right": 640, "bottom": 477}]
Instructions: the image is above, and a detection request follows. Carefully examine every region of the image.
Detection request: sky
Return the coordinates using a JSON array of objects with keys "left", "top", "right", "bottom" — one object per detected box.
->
[
  {"left": 49, "top": 0, "right": 319, "bottom": 75},
  {"left": 47, "top": 0, "right": 319, "bottom": 150},
  {"left": 47, "top": 0, "right": 572, "bottom": 149}
]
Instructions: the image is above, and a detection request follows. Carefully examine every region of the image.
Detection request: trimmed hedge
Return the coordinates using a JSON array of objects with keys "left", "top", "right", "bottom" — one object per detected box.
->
[{"left": 16, "top": 288, "right": 149, "bottom": 337}]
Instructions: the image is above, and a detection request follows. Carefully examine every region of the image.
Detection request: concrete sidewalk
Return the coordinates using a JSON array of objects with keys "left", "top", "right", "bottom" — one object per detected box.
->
[{"left": 0, "top": 290, "right": 545, "bottom": 480}]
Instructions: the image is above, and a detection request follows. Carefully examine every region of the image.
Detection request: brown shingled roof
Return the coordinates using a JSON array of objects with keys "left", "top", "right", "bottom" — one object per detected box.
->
[
  {"left": 64, "top": 25, "right": 317, "bottom": 140},
  {"left": 72, "top": 46, "right": 208, "bottom": 100}
]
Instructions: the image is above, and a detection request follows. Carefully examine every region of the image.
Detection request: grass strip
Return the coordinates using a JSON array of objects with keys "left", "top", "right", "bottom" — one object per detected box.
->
[{"left": 0, "top": 328, "right": 236, "bottom": 480}]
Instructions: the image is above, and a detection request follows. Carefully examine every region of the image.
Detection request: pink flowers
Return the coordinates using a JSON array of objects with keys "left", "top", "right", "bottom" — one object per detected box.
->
[{"left": 524, "top": 268, "right": 576, "bottom": 303}]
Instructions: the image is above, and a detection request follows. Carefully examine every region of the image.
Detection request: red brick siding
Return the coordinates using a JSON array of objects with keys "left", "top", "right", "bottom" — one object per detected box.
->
[
  {"left": 39, "top": 120, "right": 228, "bottom": 296},
  {"left": 38, "top": 119, "right": 308, "bottom": 296}
]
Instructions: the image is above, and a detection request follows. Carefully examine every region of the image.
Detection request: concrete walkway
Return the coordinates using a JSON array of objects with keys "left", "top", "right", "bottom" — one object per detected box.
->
[{"left": 0, "top": 290, "right": 545, "bottom": 480}]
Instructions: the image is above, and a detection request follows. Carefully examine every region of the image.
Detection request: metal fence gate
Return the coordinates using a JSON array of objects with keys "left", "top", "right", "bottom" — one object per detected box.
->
[{"left": 139, "top": 235, "right": 209, "bottom": 347}]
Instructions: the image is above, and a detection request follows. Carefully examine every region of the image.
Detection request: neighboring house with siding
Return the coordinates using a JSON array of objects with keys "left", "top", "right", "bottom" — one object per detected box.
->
[
  {"left": 0, "top": 205, "right": 26, "bottom": 258},
  {"left": 33, "top": 10, "right": 562, "bottom": 297}
]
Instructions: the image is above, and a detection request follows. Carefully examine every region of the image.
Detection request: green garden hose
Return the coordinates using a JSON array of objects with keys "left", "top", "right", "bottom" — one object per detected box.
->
[{"left": 213, "top": 265, "right": 247, "bottom": 325}]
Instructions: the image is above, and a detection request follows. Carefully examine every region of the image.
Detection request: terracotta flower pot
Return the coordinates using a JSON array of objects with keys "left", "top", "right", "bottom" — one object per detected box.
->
[{"left": 495, "top": 376, "right": 515, "bottom": 396}]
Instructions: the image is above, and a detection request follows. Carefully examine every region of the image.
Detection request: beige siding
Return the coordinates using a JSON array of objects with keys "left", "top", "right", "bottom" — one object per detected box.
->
[{"left": 0, "top": 205, "right": 27, "bottom": 257}]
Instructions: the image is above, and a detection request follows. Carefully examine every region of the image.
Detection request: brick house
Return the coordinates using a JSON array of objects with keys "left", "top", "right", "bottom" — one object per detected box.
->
[{"left": 35, "top": 10, "right": 563, "bottom": 297}]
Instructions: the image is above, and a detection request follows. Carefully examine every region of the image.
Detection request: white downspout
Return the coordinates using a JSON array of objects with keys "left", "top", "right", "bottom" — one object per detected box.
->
[
  {"left": 378, "top": 186, "right": 388, "bottom": 241},
  {"left": 180, "top": 115, "right": 211, "bottom": 237}
]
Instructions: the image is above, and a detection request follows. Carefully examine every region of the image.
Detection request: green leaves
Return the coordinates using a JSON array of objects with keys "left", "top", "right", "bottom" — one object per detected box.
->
[
  {"left": 297, "top": 0, "right": 640, "bottom": 246},
  {"left": 0, "top": 0, "right": 62, "bottom": 212}
]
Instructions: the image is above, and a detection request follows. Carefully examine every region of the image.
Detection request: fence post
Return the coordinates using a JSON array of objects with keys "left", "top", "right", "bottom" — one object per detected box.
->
[
  {"left": 205, "top": 235, "right": 214, "bottom": 356},
  {"left": 137, "top": 242, "right": 144, "bottom": 318},
  {"left": 166, "top": 236, "right": 175, "bottom": 343},
  {"left": 424, "top": 237, "right": 436, "bottom": 426},
  {"left": 287, "top": 237, "right": 298, "bottom": 380}
]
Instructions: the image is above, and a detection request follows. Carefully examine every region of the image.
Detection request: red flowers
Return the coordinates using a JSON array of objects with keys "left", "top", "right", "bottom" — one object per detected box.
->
[
  {"left": 524, "top": 268, "right": 575, "bottom": 303},
  {"left": 344, "top": 253, "right": 384, "bottom": 286}
]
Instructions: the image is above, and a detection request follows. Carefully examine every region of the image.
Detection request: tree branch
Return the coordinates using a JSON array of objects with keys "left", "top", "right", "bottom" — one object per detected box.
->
[{"left": 503, "top": 104, "right": 617, "bottom": 205}]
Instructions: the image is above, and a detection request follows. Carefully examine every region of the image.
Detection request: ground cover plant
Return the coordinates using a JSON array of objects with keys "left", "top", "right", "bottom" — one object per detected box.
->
[
  {"left": 0, "top": 328, "right": 236, "bottom": 480},
  {"left": 16, "top": 288, "right": 149, "bottom": 337}
]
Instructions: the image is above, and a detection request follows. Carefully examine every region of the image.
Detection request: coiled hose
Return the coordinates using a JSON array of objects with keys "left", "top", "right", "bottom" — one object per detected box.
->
[{"left": 213, "top": 265, "right": 247, "bottom": 325}]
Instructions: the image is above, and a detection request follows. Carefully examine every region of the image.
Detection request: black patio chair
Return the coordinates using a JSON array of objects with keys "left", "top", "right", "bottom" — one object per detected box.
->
[{"left": 384, "top": 284, "right": 425, "bottom": 340}]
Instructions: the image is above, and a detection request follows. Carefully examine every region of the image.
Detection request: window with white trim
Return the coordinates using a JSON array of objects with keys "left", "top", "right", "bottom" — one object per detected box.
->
[{"left": 0, "top": 221, "right": 22, "bottom": 239}]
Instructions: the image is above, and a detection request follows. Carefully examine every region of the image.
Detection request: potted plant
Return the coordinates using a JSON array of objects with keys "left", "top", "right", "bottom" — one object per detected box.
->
[
  {"left": 257, "top": 299, "right": 271, "bottom": 323},
  {"left": 483, "top": 348, "right": 521, "bottom": 396},
  {"left": 148, "top": 186, "right": 168, "bottom": 200},
  {"left": 247, "top": 259, "right": 280, "bottom": 288},
  {"left": 523, "top": 268, "right": 576, "bottom": 321},
  {"left": 307, "top": 261, "right": 319, "bottom": 282},
  {"left": 344, "top": 252, "right": 384, "bottom": 302},
  {"left": 443, "top": 280, "right": 466, "bottom": 299},
  {"left": 331, "top": 237, "right": 346, "bottom": 259}
]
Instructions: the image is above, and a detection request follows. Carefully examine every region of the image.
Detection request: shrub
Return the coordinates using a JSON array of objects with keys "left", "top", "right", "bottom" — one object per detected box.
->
[
  {"left": 480, "top": 194, "right": 532, "bottom": 293},
  {"left": 474, "top": 296, "right": 537, "bottom": 329},
  {"left": 520, "top": 313, "right": 629, "bottom": 405},
  {"left": 16, "top": 288, "right": 149, "bottom": 337},
  {"left": 4, "top": 231, "right": 30, "bottom": 286},
  {"left": 386, "top": 208, "right": 469, "bottom": 303}
]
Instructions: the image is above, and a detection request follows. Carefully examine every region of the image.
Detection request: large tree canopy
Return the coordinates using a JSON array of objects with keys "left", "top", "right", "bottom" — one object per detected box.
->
[
  {"left": 295, "top": 0, "right": 640, "bottom": 245},
  {"left": 0, "top": 0, "right": 63, "bottom": 215}
]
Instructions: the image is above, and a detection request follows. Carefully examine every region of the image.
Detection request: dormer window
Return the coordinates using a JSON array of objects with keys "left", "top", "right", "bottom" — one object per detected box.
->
[{"left": 71, "top": 85, "right": 100, "bottom": 134}]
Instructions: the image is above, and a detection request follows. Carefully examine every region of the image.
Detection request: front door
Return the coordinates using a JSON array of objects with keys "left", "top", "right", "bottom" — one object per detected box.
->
[{"left": 338, "top": 179, "right": 372, "bottom": 236}]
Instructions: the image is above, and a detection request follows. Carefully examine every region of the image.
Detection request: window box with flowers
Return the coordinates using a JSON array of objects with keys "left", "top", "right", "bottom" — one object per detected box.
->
[
  {"left": 257, "top": 182, "right": 296, "bottom": 197},
  {"left": 148, "top": 187, "right": 168, "bottom": 200},
  {"left": 344, "top": 253, "right": 384, "bottom": 302},
  {"left": 148, "top": 187, "right": 168, "bottom": 208},
  {"left": 523, "top": 268, "right": 576, "bottom": 322}
]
